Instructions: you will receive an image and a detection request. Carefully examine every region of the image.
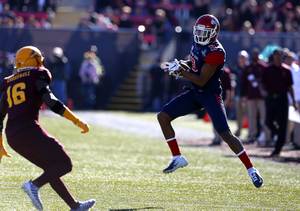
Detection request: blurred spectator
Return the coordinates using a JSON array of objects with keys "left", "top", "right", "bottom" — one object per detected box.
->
[
  {"left": 4, "top": 0, "right": 292, "bottom": 33},
  {"left": 232, "top": 50, "right": 249, "bottom": 137},
  {"left": 47, "top": 47, "right": 70, "bottom": 104},
  {"left": 147, "top": 57, "right": 166, "bottom": 111},
  {"left": 262, "top": 49, "right": 297, "bottom": 157},
  {"left": 0, "top": 51, "right": 14, "bottom": 82},
  {"left": 284, "top": 50, "right": 300, "bottom": 146},
  {"left": 152, "top": 8, "right": 173, "bottom": 53},
  {"left": 241, "top": 49, "right": 270, "bottom": 145},
  {"left": 191, "top": 0, "right": 210, "bottom": 19},
  {"left": 0, "top": 51, "right": 8, "bottom": 81},
  {"left": 118, "top": 6, "right": 133, "bottom": 28},
  {"left": 0, "top": 2, "right": 54, "bottom": 28},
  {"left": 79, "top": 12, "right": 118, "bottom": 31},
  {"left": 284, "top": 50, "right": 300, "bottom": 108},
  {"left": 256, "top": 1, "right": 277, "bottom": 31},
  {"left": 79, "top": 47, "right": 104, "bottom": 109},
  {"left": 8, "top": 0, "right": 56, "bottom": 12},
  {"left": 15, "top": 16, "right": 25, "bottom": 28}
]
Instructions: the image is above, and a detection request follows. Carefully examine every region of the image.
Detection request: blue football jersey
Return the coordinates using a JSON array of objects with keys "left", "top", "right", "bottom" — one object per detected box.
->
[{"left": 189, "top": 40, "right": 226, "bottom": 94}]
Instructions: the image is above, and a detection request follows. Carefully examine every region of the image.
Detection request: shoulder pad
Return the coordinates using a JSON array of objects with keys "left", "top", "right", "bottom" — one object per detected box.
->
[
  {"left": 205, "top": 51, "right": 225, "bottom": 65},
  {"left": 37, "top": 67, "right": 52, "bottom": 84}
]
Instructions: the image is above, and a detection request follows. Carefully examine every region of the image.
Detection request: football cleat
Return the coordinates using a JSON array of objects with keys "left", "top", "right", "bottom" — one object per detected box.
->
[
  {"left": 22, "top": 181, "right": 43, "bottom": 210},
  {"left": 71, "top": 199, "right": 96, "bottom": 211},
  {"left": 163, "top": 155, "right": 188, "bottom": 173},
  {"left": 248, "top": 168, "right": 264, "bottom": 188}
]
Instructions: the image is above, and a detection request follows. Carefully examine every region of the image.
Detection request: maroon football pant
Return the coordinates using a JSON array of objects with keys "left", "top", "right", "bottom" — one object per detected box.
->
[{"left": 6, "top": 124, "right": 78, "bottom": 208}]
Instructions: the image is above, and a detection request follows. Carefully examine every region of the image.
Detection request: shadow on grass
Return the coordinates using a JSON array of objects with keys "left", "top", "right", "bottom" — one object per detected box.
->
[
  {"left": 223, "top": 154, "right": 300, "bottom": 163},
  {"left": 109, "top": 207, "right": 164, "bottom": 211},
  {"left": 181, "top": 139, "right": 300, "bottom": 164}
]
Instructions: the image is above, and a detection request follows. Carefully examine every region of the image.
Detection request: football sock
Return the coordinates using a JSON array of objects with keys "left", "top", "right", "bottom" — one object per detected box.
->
[
  {"left": 49, "top": 178, "right": 78, "bottom": 209},
  {"left": 33, "top": 163, "right": 73, "bottom": 188},
  {"left": 237, "top": 149, "right": 253, "bottom": 169},
  {"left": 166, "top": 137, "right": 181, "bottom": 157}
]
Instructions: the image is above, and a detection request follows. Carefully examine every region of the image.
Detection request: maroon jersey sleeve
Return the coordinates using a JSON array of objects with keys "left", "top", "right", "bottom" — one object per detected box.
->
[{"left": 205, "top": 51, "right": 225, "bottom": 65}]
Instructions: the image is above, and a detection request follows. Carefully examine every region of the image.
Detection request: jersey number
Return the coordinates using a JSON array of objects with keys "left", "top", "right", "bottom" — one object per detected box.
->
[{"left": 7, "top": 82, "right": 26, "bottom": 108}]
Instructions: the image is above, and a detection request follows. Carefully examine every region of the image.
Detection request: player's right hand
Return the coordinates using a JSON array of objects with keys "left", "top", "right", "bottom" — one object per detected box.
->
[{"left": 75, "top": 120, "right": 89, "bottom": 134}]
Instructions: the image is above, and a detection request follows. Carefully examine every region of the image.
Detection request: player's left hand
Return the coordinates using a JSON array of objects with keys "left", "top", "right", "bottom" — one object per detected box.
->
[
  {"left": 161, "top": 59, "right": 182, "bottom": 79},
  {"left": 0, "top": 136, "right": 11, "bottom": 163}
]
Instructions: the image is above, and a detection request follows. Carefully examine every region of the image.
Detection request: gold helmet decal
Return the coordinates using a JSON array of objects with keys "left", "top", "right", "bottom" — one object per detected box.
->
[{"left": 15, "top": 46, "right": 44, "bottom": 69}]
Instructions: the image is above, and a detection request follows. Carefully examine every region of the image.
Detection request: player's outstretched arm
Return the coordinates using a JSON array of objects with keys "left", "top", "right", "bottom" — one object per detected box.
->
[
  {"left": 36, "top": 79, "right": 89, "bottom": 133},
  {"left": 62, "top": 107, "right": 89, "bottom": 133},
  {"left": 0, "top": 95, "right": 11, "bottom": 162},
  {"left": 181, "top": 63, "right": 219, "bottom": 87}
]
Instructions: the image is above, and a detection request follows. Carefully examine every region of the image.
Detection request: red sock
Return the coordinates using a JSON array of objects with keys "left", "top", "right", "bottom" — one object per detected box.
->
[
  {"left": 166, "top": 138, "right": 181, "bottom": 156},
  {"left": 237, "top": 150, "right": 253, "bottom": 169}
]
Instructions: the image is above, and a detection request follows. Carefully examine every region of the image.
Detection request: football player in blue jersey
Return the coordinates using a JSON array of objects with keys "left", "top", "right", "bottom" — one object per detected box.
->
[{"left": 158, "top": 14, "right": 263, "bottom": 188}]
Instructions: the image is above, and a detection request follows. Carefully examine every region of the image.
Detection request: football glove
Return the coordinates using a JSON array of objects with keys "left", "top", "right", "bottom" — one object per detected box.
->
[
  {"left": 63, "top": 107, "right": 89, "bottom": 134},
  {"left": 0, "top": 135, "right": 11, "bottom": 163},
  {"left": 178, "top": 60, "right": 192, "bottom": 72},
  {"left": 161, "top": 59, "right": 182, "bottom": 79}
]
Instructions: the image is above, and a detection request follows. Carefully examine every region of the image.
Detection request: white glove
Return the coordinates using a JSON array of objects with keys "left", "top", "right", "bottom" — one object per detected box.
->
[{"left": 160, "top": 59, "right": 182, "bottom": 79}]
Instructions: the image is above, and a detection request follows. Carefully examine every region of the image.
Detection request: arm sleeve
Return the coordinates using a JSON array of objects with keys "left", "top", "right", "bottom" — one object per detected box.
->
[
  {"left": 205, "top": 51, "right": 225, "bottom": 65},
  {"left": 35, "top": 77, "right": 66, "bottom": 116}
]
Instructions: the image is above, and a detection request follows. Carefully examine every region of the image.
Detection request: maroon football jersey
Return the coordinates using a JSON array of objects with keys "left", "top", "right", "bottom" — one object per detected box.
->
[{"left": 1, "top": 67, "right": 52, "bottom": 134}]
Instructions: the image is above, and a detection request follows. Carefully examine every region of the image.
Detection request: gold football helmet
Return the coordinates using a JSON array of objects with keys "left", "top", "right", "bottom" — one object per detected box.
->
[{"left": 15, "top": 46, "right": 44, "bottom": 69}]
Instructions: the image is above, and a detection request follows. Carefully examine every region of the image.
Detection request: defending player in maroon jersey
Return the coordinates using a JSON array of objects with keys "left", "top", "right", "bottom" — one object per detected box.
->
[
  {"left": 158, "top": 14, "right": 263, "bottom": 188},
  {"left": 0, "top": 46, "right": 95, "bottom": 210}
]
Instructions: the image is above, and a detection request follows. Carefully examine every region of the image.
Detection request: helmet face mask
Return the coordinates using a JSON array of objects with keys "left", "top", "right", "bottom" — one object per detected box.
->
[
  {"left": 15, "top": 46, "right": 44, "bottom": 69},
  {"left": 193, "top": 14, "right": 220, "bottom": 46}
]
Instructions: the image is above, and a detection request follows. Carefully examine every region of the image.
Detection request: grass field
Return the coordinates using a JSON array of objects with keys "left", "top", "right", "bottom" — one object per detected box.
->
[{"left": 0, "top": 113, "right": 299, "bottom": 211}]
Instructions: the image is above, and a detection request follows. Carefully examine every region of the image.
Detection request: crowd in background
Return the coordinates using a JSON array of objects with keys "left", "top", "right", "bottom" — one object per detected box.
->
[
  {"left": 80, "top": 0, "right": 300, "bottom": 46},
  {"left": 0, "top": 0, "right": 57, "bottom": 28}
]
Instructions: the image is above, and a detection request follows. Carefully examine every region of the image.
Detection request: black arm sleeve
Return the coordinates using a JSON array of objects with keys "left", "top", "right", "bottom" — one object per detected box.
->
[
  {"left": 35, "top": 79, "right": 66, "bottom": 115},
  {"left": 0, "top": 94, "right": 7, "bottom": 133}
]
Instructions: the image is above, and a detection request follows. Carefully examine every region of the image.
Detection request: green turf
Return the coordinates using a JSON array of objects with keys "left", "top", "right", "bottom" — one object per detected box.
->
[{"left": 0, "top": 114, "right": 299, "bottom": 211}]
